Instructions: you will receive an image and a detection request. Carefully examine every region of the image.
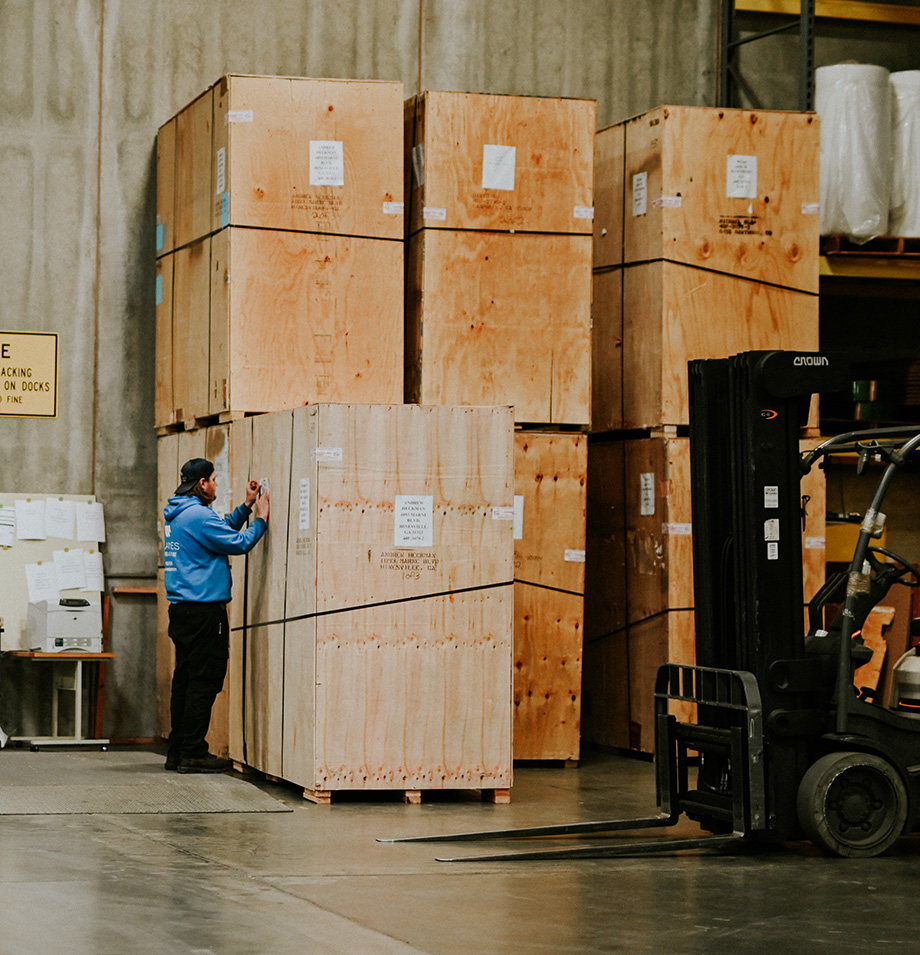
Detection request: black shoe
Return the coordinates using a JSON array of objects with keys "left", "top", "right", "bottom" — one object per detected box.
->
[
  {"left": 164, "top": 753, "right": 180, "bottom": 771},
  {"left": 177, "top": 754, "right": 233, "bottom": 774}
]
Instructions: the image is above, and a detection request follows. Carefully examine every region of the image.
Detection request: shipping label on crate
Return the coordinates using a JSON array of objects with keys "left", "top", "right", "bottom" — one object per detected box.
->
[
  {"left": 394, "top": 495, "right": 433, "bottom": 548},
  {"left": 632, "top": 172, "right": 648, "bottom": 217},
  {"left": 377, "top": 548, "right": 441, "bottom": 580},
  {"left": 726, "top": 155, "right": 758, "bottom": 199},
  {"left": 482, "top": 144, "right": 517, "bottom": 191},
  {"left": 310, "top": 141, "right": 345, "bottom": 187}
]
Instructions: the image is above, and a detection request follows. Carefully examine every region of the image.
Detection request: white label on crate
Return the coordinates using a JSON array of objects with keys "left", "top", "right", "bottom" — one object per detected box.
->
[
  {"left": 574, "top": 205, "right": 595, "bottom": 220},
  {"left": 412, "top": 143, "right": 425, "bottom": 187},
  {"left": 764, "top": 518, "right": 780, "bottom": 542},
  {"left": 482, "top": 144, "right": 517, "bottom": 191},
  {"left": 313, "top": 447, "right": 343, "bottom": 462},
  {"left": 225, "top": 109, "right": 253, "bottom": 124},
  {"left": 216, "top": 147, "right": 226, "bottom": 195},
  {"left": 767, "top": 541, "right": 779, "bottom": 560},
  {"left": 513, "top": 495, "right": 524, "bottom": 541},
  {"left": 309, "top": 140, "right": 345, "bottom": 187},
  {"left": 492, "top": 506, "right": 515, "bottom": 522},
  {"left": 383, "top": 201, "right": 404, "bottom": 215},
  {"left": 259, "top": 478, "right": 270, "bottom": 497},
  {"left": 663, "top": 523, "right": 693, "bottom": 536},
  {"left": 423, "top": 206, "right": 447, "bottom": 220},
  {"left": 632, "top": 172, "right": 648, "bottom": 216},
  {"left": 805, "top": 536, "right": 826, "bottom": 550},
  {"left": 653, "top": 195, "right": 682, "bottom": 209},
  {"left": 395, "top": 495, "right": 433, "bottom": 548},
  {"left": 802, "top": 202, "right": 820, "bottom": 215},
  {"left": 764, "top": 485, "right": 779, "bottom": 509},
  {"left": 565, "top": 549, "right": 586, "bottom": 563},
  {"left": 640, "top": 472, "right": 655, "bottom": 516},
  {"left": 727, "top": 155, "right": 758, "bottom": 199},
  {"left": 299, "top": 478, "right": 310, "bottom": 531}
]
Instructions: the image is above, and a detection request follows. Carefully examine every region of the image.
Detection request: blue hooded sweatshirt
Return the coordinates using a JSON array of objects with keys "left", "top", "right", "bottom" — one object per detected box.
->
[{"left": 163, "top": 496, "right": 267, "bottom": 603}]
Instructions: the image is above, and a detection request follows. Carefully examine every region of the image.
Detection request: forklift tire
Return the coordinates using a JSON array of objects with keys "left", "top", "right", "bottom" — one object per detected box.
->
[{"left": 796, "top": 751, "right": 908, "bottom": 858}]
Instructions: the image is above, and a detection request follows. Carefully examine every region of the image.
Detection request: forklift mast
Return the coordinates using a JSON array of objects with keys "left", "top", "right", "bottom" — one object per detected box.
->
[{"left": 688, "top": 351, "right": 849, "bottom": 840}]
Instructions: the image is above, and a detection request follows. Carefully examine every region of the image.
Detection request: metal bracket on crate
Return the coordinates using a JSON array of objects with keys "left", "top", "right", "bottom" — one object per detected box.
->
[{"left": 378, "top": 663, "right": 765, "bottom": 862}]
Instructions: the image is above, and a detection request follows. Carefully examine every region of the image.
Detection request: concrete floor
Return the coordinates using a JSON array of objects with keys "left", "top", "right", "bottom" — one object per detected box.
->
[{"left": 1, "top": 746, "right": 918, "bottom": 955}]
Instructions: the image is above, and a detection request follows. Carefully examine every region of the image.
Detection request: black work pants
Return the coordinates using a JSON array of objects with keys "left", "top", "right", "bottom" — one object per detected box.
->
[{"left": 167, "top": 601, "right": 229, "bottom": 759}]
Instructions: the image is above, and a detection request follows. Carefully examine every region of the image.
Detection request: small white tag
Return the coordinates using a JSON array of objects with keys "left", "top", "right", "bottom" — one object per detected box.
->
[
  {"left": 565, "top": 549, "right": 586, "bottom": 563},
  {"left": 727, "top": 155, "right": 758, "bottom": 199},
  {"left": 412, "top": 143, "right": 425, "bottom": 187},
  {"left": 492, "top": 506, "right": 515, "bottom": 521},
  {"left": 640, "top": 473, "right": 655, "bottom": 516},
  {"left": 395, "top": 495, "right": 433, "bottom": 548},
  {"left": 299, "top": 478, "right": 310, "bottom": 531},
  {"left": 632, "top": 172, "right": 648, "bottom": 216},
  {"left": 225, "top": 109, "right": 254, "bottom": 124},
  {"left": 802, "top": 202, "right": 820, "bottom": 215},
  {"left": 663, "top": 523, "right": 693, "bottom": 536},
  {"left": 309, "top": 140, "right": 345, "bottom": 187},
  {"left": 313, "top": 447, "right": 343, "bottom": 462},
  {"left": 423, "top": 207, "right": 447, "bottom": 220},
  {"left": 216, "top": 147, "right": 226, "bottom": 195},
  {"left": 574, "top": 205, "right": 595, "bottom": 220},
  {"left": 513, "top": 495, "right": 524, "bottom": 541},
  {"left": 653, "top": 195, "right": 682, "bottom": 209},
  {"left": 767, "top": 541, "right": 779, "bottom": 560},
  {"left": 383, "top": 201, "right": 404, "bottom": 215},
  {"left": 764, "top": 485, "right": 779, "bottom": 509},
  {"left": 764, "top": 518, "right": 780, "bottom": 542},
  {"left": 482, "top": 144, "right": 517, "bottom": 191},
  {"left": 805, "top": 537, "right": 826, "bottom": 550}
]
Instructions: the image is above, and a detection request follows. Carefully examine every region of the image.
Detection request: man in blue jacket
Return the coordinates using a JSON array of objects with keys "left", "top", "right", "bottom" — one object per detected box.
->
[{"left": 163, "top": 457, "right": 270, "bottom": 773}]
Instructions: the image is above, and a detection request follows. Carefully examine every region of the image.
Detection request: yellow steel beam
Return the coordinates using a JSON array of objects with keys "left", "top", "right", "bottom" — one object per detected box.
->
[{"left": 736, "top": 0, "right": 920, "bottom": 25}]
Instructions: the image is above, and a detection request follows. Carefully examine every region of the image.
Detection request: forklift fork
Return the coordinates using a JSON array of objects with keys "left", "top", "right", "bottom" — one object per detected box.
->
[{"left": 379, "top": 665, "right": 765, "bottom": 861}]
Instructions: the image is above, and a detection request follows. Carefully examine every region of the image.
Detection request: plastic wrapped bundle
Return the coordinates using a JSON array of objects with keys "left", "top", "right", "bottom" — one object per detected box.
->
[
  {"left": 816, "top": 63, "right": 892, "bottom": 243},
  {"left": 890, "top": 71, "right": 920, "bottom": 237}
]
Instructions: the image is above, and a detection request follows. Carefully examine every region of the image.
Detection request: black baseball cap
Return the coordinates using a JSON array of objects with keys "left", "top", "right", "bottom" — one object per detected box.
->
[{"left": 175, "top": 458, "right": 215, "bottom": 495}]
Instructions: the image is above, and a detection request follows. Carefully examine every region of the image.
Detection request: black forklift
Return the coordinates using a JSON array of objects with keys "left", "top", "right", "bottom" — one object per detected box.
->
[{"left": 382, "top": 350, "right": 920, "bottom": 860}]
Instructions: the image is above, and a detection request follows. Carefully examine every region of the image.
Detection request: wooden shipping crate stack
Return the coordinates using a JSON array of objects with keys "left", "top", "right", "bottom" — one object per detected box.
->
[
  {"left": 155, "top": 74, "right": 405, "bottom": 432},
  {"left": 584, "top": 106, "right": 824, "bottom": 754},
  {"left": 230, "top": 403, "right": 514, "bottom": 803},
  {"left": 405, "top": 91, "right": 596, "bottom": 762}
]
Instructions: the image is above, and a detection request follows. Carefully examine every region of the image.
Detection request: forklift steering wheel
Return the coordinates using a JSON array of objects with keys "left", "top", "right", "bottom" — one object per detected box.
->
[{"left": 866, "top": 547, "right": 920, "bottom": 587}]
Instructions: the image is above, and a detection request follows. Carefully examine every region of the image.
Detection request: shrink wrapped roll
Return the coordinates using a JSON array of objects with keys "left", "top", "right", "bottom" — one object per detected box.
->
[
  {"left": 816, "top": 63, "right": 892, "bottom": 242},
  {"left": 890, "top": 71, "right": 920, "bottom": 237}
]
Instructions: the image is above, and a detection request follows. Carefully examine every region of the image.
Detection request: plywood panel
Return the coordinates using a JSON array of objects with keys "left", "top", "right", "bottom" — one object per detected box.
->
[
  {"left": 622, "top": 105, "right": 820, "bottom": 293},
  {"left": 172, "top": 237, "right": 211, "bottom": 423},
  {"left": 154, "top": 254, "right": 174, "bottom": 429},
  {"left": 590, "top": 267, "right": 623, "bottom": 433},
  {"left": 621, "top": 261, "right": 819, "bottom": 430},
  {"left": 628, "top": 610, "right": 696, "bottom": 754},
  {"left": 407, "top": 230, "right": 591, "bottom": 425},
  {"left": 594, "top": 123, "right": 625, "bottom": 270},
  {"left": 156, "top": 117, "right": 176, "bottom": 257},
  {"left": 174, "top": 87, "right": 213, "bottom": 249},
  {"left": 408, "top": 91, "right": 595, "bottom": 235},
  {"left": 513, "top": 431, "right": 586, "bottom": 761},
  {"left": 212, "top": 75, "right": 404, "bottom": 240},
  {"left": 580, "top": 628, "right": 629, "bottom": 750},
  {"left": 210, "top": 228, "right": 403, "bottom": 418}
]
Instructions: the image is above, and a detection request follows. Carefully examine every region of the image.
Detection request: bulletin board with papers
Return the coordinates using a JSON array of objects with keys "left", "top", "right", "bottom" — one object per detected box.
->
[{"left": 0, "top": 492, "right": 105, "bottom": 651}]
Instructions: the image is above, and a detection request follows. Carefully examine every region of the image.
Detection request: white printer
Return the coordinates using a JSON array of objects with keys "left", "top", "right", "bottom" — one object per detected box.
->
[{"left": 27, "top": 598, "right": 103, "bottom": 652}]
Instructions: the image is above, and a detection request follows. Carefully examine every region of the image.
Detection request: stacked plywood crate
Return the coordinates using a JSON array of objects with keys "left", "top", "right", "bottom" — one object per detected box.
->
[
  {"left": 584, "top": 106, "right": 824, "bottom": 753},
  {"left": 404, "top": 91, "right": 596, "bottom": 762},
  {"left": 155, "top": 75, "right": 404, "bottom": 429}
]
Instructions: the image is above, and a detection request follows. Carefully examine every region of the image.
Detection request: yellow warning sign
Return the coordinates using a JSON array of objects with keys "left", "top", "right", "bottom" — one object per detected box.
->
[{"left": 0, "top": 331, "right": 58, "bottom": 418}]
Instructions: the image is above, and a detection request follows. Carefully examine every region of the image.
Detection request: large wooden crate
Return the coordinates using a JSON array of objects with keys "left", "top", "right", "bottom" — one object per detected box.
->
[
  {"left": 611, "top": 105, "right": 820, "bottom": 293},
  {"left": 155, "top": 228, "right": 403, "bottom": 429},
  {"left": 406, "top": 90, "right": 595, "bottom": 235},
  {"left": 155, "top": 116, "right": 176, "bottom": 257},
  {"left": 238, "top": 404, "right": 515, "bottom": 795},
  {"left": 593, "top": 120, "right": 624, "bottom": 270},
  {"left": 592, "top": 260, "right": 819, "bottom": 432},
  {"left": 406, "top": 230, "right": 591, "bottom": 425},
  {"left": 513, "top": 431, "right": 586, "bottom": 762},
  {"left": 174, "top": 87, "right": 214, "bottom": 251},
  {"left": 212, "top": 75, "right": 404, "bottom": 240}
]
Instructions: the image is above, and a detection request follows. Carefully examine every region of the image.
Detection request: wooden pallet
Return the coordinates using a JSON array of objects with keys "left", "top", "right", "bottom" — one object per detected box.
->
[{"left": 822, "top": 235, "right": 920, "bottom": 257}]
